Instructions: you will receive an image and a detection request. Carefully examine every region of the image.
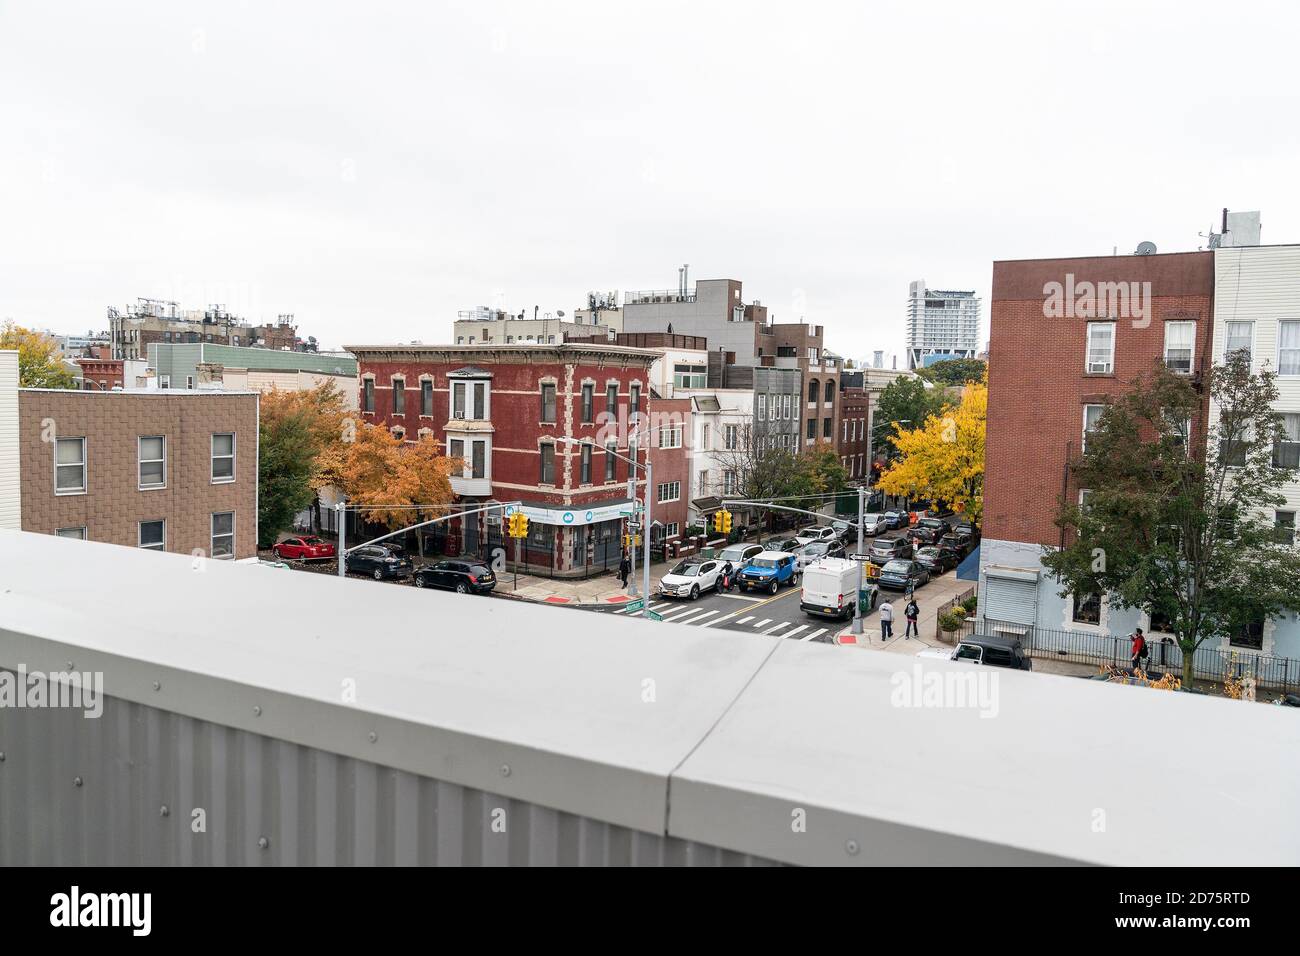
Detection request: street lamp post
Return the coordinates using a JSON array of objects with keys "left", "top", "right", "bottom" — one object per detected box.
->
[{"left": 851, "top": 418, "right": 910, "bottom": 637}]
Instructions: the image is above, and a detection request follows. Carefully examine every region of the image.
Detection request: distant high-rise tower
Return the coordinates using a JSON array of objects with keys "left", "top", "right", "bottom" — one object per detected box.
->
[{"left": 905, "top": 280, "right": 981, "bottom": 370}]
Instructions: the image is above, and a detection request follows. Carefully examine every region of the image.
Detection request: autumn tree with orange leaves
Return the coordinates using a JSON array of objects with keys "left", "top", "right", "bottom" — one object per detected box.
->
[{"left": 319, "top": 423, "right": 457, "bottom": 530}]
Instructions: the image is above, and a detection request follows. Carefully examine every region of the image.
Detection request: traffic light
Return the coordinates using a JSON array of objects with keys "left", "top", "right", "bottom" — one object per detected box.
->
[
  {"left": 718, "top": 509, "right": 733, "bottom": 535},
  {"left": 508, "top": 512, "right": 529, "bottom": 538},
  {"left": 711, "top": 511, "right": 724, "bottom": 534}
]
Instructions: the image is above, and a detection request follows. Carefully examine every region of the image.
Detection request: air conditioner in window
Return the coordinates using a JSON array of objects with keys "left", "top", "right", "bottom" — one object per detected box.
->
[
  {"left": 453, "top": 411, "right": 466, "bottom": 420},
  {"left": 1087, "top": 361, "right": 1111, "bottom": 373}
]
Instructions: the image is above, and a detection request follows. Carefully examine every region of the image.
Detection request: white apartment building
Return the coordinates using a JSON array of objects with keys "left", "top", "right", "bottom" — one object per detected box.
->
[
  {"left": 1210, "top": 243, "right": 1300, "bottom": 658},
  {"left": 905, "top": 279, "right": 981, "bottom": 370},
  {"left": 679, "top": 389, "right": 754, "bottom": 527}
]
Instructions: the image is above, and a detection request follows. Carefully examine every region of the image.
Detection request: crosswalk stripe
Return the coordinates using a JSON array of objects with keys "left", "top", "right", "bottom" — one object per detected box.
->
[
  {"left": 801, "top": 628, "right": 827, "bottom": 642},
  {"left": 762, "top": 622, "right": 791, "bottom": 635},
  {"left": 736, "top": 617, "right": 754, "bottom": 624},
  {"left": 752, "top": 618, "right": 771, "bottom": 628},
  {"left": 654, "top": 603, "right": 697, "bottom": 618},
  {"left": 672, "top": 609, "right": 718, "bottom": 626},
  {"left": 784, "top": 624, "right": 809, "bottom": 639}
]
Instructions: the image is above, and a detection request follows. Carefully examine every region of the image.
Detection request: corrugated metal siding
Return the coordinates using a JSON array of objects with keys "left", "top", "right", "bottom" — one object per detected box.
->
[
  {"left": 0, "top": 351, "right": 18, "bottom": 530},
  {"left": 0, "top": 680, "right": 777, "bottom": 866}
]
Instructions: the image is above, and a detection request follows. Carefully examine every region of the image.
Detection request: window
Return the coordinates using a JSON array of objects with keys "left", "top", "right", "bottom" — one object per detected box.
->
[
  {"left": 657, "top": 481, "right": 680, "bottom": 503},
  {"left": 1082, "top": 405, "right": 1104, "bottom": 453},
  {"left": 363, "top": 379, "right": 374, "bottom": 413},
  {"left": 722, "top": 469, "right": 737, "bottom": 495},
  {"left": 55, "top": 437, "right": 86, "bottom": 494},
  {"left": 724, "top": 425, "right": 738, "bottom": 450},
  {"left": 1224, "top": 321, "right": 1253, "bottom": 362},
  {"left": 421, "top": 380, "right": 433, "bottom": 416},
  {"left": 474, "top": 382, "right": 486, "bottom": 419},
  {"left": 1273, "top": 413, "right": 1299, "bottom": 469},
  {"left": 159, "top": 375, "right": 170, "bottom": 389},
  {"left": 212, "top": 433, "right": 235, "bottom": 482},
  {"left": 701, "top": 424, "right": 710, "bottom": 449},
  {"left": 139, "top": 519, "right": 165, "bottom": 551},
  {"left": 806, "top": 418, "right": 816, "bottom": 439},
  {"left": 825, "top": 381, "right": 835, "bottom": 404},
  {"left": 1071, "top": 592, "right": 1102, "bottom": 626},
  {"left": 392, "top": 379, "right": 405, "bottom": 414},
  {"left": 541, "top": 383, "right": 557, "bottom": 423},
  {"left": 630, "top": 384, "right": 641, "bottom": 418},
  {"left": 1148, "top": 606, "right": 1175, "bottom": 634},
  {"left": 698, "top": 470, "right": 709, "bottom": 495},
  {"left": 1280, "top": 321, "right": 1300, "bottom": 376},
  {"left": 1086, "top": 321, "right": 1115, "bottom": 373},
  {"left": 757, "top": 394, "right": 766, "bottom": 421},
  {"left": 1220, "top": 426, "right": 1251, "bottom": 467},
  {"left": 450, "top": 438, "right": 464, "bottom": 460},
  {"left": 138, "top": 436, "right": 165, "bottom": 489},
  {"left": 673, "top": 364, "right": 706, "bottom": 389},
  {"left": 605, "top": 441, "right": 617, "bottom": 482},
  {"left": 823, "top": 418, "right": 832, "bottom": 439},
  {"left": 1275, "top": 510, "right": 1296, "bottom": 546},
  {"left": 472, "top": 441, "right": 486, "bottom": 479},
  {"left": 1230, "top": 613, "right": 1265, "bottom": 650},
  {"left": 808, "top": 380, "right": 819, "bottom": 403},
  {"left": 539, "top": 443, "right": 555, "bottom": 484},
  {"left": 186, "top": 376, "right": 194, "bottom": 389},
  {"left": 211, "top": 512, "right": 235, "bottom": 559},
  {"left": 1078, "top": 489, "right": 1092, "bottom": 514},
  {"left": 452, "top": 381, "right": 466, "bottom": 418},
  {"left": 659, "top": 425, "right": 682, "bottom": 449},
  {"left": 664, "top": 522, "right": 679, "bottom": 539},
  {"left": 580, "top": 444, "right": 592, "bottom": 484},
  {"left": 56, "top": 527, "right": 87, "bottom": 540},
  {"left": 1163, "top": 320, "right": 1195, "bottom": 374},
  {"left": 606, "top": 383, "right": 618, "bottom": 417},
  {"left": 581, "top": 383, "right": 594, "bottom": 423}
]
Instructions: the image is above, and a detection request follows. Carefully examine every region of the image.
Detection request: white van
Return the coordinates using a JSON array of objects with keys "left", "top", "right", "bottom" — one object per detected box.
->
[{"left": 800, "top": 557, "right": 874, "bottom": 621}]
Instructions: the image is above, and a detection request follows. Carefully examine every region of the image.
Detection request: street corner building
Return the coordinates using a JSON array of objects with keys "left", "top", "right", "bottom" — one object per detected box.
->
[
  {"left": 978, "top": 240, "right": 1300, "bottom": 661},
  {"left": 345, "top": 342, "right": 692, "bottom": 578},
  {"left": 9, "top": 377, "right": 259, "bottom": 560}
]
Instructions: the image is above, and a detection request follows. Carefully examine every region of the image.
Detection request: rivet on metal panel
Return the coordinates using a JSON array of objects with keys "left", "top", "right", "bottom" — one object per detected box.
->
[
  {"left": 368, "top": 732, "right": 377, "bottom": 743},
  {"left": 500, "top": 764, "right": 511, "bottom": 777},
  {"left": 160, "top": 805, "right": 170, "bottom": 817},
  {"left": 845, "top": 840, "right": 860, "bottom": 856},
  {"left": 66, "top": 661, "right": 74, "bottom": 670},
  {"left": 74, "top": 776, "right": 83, "bottom": 787},
  {"left": 257, "top": 836, "right": 269, "bottom": 850},
  {"left": 0, "top": 752, "right": 5, "bottom": 762},
  {"left": 253, "top": 705, "right": 262, "bottom": 716},
  {"left": 152, "top": 681, "right": 161, "bottom": 691}
]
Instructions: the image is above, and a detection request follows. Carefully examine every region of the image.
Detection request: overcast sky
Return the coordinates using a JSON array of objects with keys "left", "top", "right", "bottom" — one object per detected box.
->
[{"left": 3, "top": 0, "right": 1298, "bottom": 360}]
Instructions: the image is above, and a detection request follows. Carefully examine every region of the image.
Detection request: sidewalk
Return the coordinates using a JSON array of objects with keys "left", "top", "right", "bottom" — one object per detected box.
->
[{"left": 495, "top": 559, "right": 677, "bottom": 607}]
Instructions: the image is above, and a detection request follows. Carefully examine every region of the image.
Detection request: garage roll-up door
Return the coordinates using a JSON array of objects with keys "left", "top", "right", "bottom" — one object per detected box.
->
[{"left": 983, "top": 567, "right": 1039, "bottom": 626}]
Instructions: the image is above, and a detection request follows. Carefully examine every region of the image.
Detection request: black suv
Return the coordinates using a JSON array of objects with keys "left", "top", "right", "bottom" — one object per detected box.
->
[
  {"left": 344, "top": 544, "right": 413, "bottom": 581},
  {"left": 910, "top": 516, "right": 953, "bottom": 546},
  {"left": 414, "top": 559, "right": 496, "bottom": 594},
  {"left": 952, "top": 635, "right": 1033, "bottom": 670}
]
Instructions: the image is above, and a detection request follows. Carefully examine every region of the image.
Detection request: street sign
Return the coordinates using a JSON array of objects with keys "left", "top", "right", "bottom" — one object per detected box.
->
[
  {"left": 645, "top": 610, "right": 663, "bottom": 621},
  {"left": 849, "top": 553, "right": 873, "bottom": 561},
  {"left": 623, "top": 598, "right": 645, "bottom": 613}
]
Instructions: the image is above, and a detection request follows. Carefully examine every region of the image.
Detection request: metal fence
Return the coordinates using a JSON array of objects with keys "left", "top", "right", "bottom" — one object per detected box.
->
[{"left": 977, "top": 619, "right": 1299, "bottom": 693}]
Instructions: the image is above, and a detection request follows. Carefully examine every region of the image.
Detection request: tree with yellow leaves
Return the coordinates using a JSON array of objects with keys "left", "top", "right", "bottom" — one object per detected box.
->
[
  {"left": 0, "top": 321, "right": 77, "bottom": 389},
  {"left": 323, "top": 422, "right": 457, "bottom": 530},
  {"left": 876, "top": 378, "right": 986, "bottom": 524}
]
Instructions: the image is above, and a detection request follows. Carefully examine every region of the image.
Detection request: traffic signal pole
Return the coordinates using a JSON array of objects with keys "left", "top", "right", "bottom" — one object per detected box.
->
[{"left": 851, "top": 484, "right": 865, "bottom": 636}]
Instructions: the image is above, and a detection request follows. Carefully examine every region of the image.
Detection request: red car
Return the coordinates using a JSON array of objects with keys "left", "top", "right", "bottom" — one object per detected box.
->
[{"left": 272, "top": 535, "right": 337, "bottom": 562}]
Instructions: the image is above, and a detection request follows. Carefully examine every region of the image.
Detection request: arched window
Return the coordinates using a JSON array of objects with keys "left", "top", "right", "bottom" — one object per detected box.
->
[
  {"left": 808, "top": 380, "right": 820, "bottom": 403},
  {"left": 824, "top": 380, "right": 835, "bottom": 404}
]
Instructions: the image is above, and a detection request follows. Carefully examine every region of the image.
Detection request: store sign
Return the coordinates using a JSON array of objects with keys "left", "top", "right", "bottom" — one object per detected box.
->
[{"left": 503, "top": 502, "right": 631, "bottom": 527}]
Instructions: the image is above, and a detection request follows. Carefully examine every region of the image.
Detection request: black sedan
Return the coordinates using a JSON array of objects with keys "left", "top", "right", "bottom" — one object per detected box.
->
[
  {"left": 913, "top": 545, "right": 958, "bottom": 575},
  {"left": 762, "top": 537, "right": 802, "bottom": 553},
  {"left": 876, "top": 559, "right": 930, "bottom": 591},
  {"left": 939, "top": 531, "right": 974, "bottom": 557},
  {"left": 414, "top": 559, "right": 496, "bottom": 594},
  {"left": 344, "top": 544, "right": 413, "bottom": 581}
]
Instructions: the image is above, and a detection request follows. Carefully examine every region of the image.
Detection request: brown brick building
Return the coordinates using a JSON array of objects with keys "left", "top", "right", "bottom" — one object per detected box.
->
[
  {"left": 17, "top": 389, "right": 259, "bottom": 559},
  {"left": 978, "top": 251, "right": 1214, "bottom": 634}
]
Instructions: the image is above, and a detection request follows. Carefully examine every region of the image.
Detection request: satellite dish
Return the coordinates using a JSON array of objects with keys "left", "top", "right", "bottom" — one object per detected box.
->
[
  {"left": 556, "top": 310, "right": 565, "bottom": 317},
  {"left": 1135, "top": 241, "right": 1157, "bottom": 255}
]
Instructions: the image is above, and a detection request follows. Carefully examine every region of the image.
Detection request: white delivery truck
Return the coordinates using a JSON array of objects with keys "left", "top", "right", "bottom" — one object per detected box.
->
[{"left": 800, "top": 557, "right": 876, "bottom": 621}]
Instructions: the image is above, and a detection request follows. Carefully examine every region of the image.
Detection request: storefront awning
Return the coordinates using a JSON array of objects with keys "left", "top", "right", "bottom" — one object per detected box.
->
[{"left": 692, "top": 496, "right": 723, "bottom": 513}]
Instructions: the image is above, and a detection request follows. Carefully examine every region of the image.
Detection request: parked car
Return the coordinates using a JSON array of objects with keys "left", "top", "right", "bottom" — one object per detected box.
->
[
  {"left": 952, "top": 520, "right": 980, "bottom": 541},
  {"left": 659, "top": 557, "right": 723, "bottom": 599},
  {"left": 801, "top": 557, "right": 875, "bottom": 620},
  {"left": 910, "top": 516, "right": 953, "bottom": 545},
  {"left": 795, "top": 539, "right": 846, "bottom": 570},
  {"left": 344, "top": 544, "right": 413, "bottom": 581},
  {"left": 913, "top": 545, "right": 958, "bottom": 575},
  {"left": 795, "top": 525, "right": 839, "bottom": 546},
  {"left": 882, "top": 510, "right": 910, "bottom": 530},
  {"left": 272, "top": 535, "right": 337, "bottom": 562},
  {"left": 737, "top": 551, "right": 800, "bottom": 594},
  {"left": 762, "top": 536, "right": 802, "bottom": 553},
  {"left": 876, "top": 558, "right": 930, "bottom": 591},
  {"left": 860, "top": 513, "right": 887, "bottom": 536},
  {"left": 414, "top": 559, "right": 495, "bottom": 594},
  {"left": 939, "top": 531, "right": 974, "bottom": 559},
  {"left": 831, "top": 519, "right": 863, "bottom": 543},
  {"left": 921, "top": 635, "right": 1033, "bottom": 671},
  {"left": 869, "top": 536, "right": 913, "bottom": 566},
  {"left": 717, "top": 543, "right": 764, "bottom": 568}
]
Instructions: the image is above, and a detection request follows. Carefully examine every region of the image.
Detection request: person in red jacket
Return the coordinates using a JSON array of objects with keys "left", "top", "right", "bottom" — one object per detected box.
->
[{"left": 1130, "top": 627, "right": 1147, "bottom": 670}]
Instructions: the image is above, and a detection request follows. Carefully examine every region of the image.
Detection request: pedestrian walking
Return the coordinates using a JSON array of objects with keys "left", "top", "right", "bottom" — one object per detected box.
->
[
  {"left": 1130, "top": 627, "right": 1147, "bottom": 670},
  {"left": 618, "top": 551, "right": 631, "bottom": 589},
  {"left": 879, "top": 599, "right": 894, "bottom": 641},
  {"left": 904, "top": 596, "right": 920, "bottom": 639}
]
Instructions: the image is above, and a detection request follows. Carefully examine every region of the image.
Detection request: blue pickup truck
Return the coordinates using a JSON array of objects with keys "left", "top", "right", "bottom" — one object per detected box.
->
[{"left": 738, "top": 550, "right": 801, "bottom": 595}]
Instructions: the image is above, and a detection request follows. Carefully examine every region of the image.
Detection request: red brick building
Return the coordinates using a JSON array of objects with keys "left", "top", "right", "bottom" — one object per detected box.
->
[
  {"left": 837, "top": 376, "right": 871, "bottom": 481},
  {"left": 75, "top": 357, "right": 124, "bottom": 391},
  {"left": 979, "top": 251, "right": 1214, "bottom": 633},
  {"left": 347, "top": 343, "right": 690, "bottom": 577}
]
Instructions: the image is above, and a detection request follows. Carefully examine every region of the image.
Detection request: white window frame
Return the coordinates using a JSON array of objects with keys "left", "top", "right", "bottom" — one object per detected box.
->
[
  {"left": 138, "top": 435, "right": 166, "bottom": 490},
  {"left": 1082, "top": 404, "right": 1104, "bottom": 453},
  {"left": 1279, "top": 320, "right": 1300, "bottom": 377},
  {"left": 724, "top": 424, "right": 738, "bottom": 450},
  {"left": 1223, "top": 320, "right": 1254, "bottom": 362},
  {"left": 56, "top": 527, "right": 87, "bottom": 540},
  {"left": 659, "top": 425, "right": 682, "bottom": 449},
  {"left": 54, "top": 436, "right": 86, "bottom": 495},
  {"left": 657, "top": 481, "right": 680, "bottom": 503},
  {"left": 1085, "top": 321, "right": 1115, "bottom": 374},
  {"left": 757, "top": 394, "right": 766, "bottom": 421},
  {"left": 211, "top": 511, "right": 235, "bottom": 559},
  {"left": 138, "top": 519, "right": 165, "bottom": 551},
  {"left": 211, "top": 433, "right": 236, "bottom": 484},
  {"left": 1163, "top": 320, "right": 1196, "bottom": 374}
]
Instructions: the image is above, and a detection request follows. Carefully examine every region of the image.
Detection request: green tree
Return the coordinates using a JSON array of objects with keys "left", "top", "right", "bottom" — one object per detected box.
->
[
  {"left": 1042, "top": 352, "right": 1300, "bottom": 685},
  {"left": 0, "top": 321, "right": 77, "bottom": 389},
  {"left": 916, "top": 357, "right": 987, "bottom": 387},
  {"left": 258, "top": 403, "right": 317, "bottom": 548},
  {"left": 874, "top": 376, "right": 949, "bottom": 460},
  {"left": 803, "top": 441, "right": 850, "bottom": 498}
]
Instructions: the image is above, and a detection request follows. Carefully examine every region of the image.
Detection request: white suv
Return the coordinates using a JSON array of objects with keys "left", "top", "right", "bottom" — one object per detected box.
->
[
  {"left": 795, "top": 526, "right": 839, "bottom": 546},
  {"left": 658, "top": 558, "right": 723, "bottom": 599}
]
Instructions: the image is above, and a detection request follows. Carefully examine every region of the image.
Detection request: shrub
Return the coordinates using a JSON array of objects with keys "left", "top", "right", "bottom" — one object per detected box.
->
[
  {"left": 961, "top": 594, "right": 978, "bottom": 614},
  {"left": 937, "top": 609, "right": 967, "bottom": 633}
]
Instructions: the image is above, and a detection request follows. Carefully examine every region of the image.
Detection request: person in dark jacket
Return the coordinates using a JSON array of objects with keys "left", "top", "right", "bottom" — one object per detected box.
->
[
  {"left": 618, "top": 552, "right": 631, "bottom": 588},
  {"left": 904, "top": 597, "right": 920, "bottom": 638}
]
